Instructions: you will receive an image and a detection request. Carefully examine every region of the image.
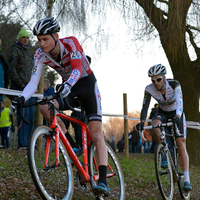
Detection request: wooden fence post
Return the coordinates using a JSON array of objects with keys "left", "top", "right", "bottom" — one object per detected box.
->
[
  {"left": 37, "top": 69, "right": 44, "bottom": 148},
  {"left": 123, "top": 93, "right": 129, "bottom": 158}
]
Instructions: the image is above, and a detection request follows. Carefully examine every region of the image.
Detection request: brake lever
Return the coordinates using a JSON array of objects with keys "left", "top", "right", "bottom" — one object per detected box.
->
[
  {"left": 18, "top": 105, "right": 31, "bottom": 124},
  {"left": 174, "top": 123, "right": 181, "bottom": 136},
  {"left": 140, "top": 130, "right": 146, "bottom": 142}
]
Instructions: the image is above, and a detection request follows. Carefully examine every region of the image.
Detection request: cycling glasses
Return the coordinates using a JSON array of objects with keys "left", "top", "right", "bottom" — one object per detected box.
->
[{"left": 151, "top": 77, "right": 163, "bottom": 83}]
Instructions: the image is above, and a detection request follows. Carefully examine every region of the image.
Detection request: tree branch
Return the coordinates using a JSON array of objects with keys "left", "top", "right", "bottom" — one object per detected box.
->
[
  {"left": 187, "top": 24, "right": 200, "bottom": 32},
  {"left": 135, "top": 0, "right": 167, "bottom": 32},
  {"left": 186, "top": 26, "right": 200, "bottom": 58}
]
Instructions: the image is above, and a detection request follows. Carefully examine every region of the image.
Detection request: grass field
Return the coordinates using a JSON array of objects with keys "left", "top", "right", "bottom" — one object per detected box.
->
[{"left": 0, "top": 148, "right": 199, "bottom": 200}]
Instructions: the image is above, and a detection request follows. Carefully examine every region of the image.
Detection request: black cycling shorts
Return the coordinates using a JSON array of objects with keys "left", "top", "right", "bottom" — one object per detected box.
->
[{"left": 57, "top": 72, "right": 102, "bottom": 122}]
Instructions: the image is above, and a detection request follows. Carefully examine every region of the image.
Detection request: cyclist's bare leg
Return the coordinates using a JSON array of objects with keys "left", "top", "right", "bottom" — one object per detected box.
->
[
  {"left": 151, "top": 119, "right": 162, "bottom": 144},
  {"left": 40, "top": 100, "right": 67, "bottom": 132},
  {"left": 89, "top": 121, "right": 108, "bottom": 166},
  {"left": 175, "top": 137, "right": 189, "bottom": 171}
]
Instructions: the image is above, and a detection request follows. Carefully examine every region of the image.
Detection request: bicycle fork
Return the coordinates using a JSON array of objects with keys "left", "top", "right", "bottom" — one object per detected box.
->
[
  {"left": 44, "top": 127, "right": 61, "bottom": 169},
  {"left": 163, "top": 143, "right": 179, "bottom": 182}
]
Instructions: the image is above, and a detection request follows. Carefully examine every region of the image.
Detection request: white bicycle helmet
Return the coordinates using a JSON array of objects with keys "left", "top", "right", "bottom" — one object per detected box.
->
[
  {"left": 33, "top": 17, "right": 60, "bottom": 36},
  {"left": 148, "top": 64, "right": 167, "bottom": 77}
]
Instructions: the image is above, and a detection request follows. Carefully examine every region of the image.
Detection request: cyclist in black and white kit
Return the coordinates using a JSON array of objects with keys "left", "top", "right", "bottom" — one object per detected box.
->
[
  {"left": 11, "top": 17, "right": 110, "bottom": 197},
  {"left": 136, "top": 64, "right": 192, "bottom": 191}
]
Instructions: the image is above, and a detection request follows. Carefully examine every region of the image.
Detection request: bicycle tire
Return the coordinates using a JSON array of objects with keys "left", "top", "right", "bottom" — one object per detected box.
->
[
  {"left": 155, "top": 143, "right": 174, "bottom": 200},
  {"left": 88, "top": 142, "right": 125, "bottom": 200},
  {"left": 27, "top": 125, "right": 74, "bottom": 200},
  {"left": 176, "top": 150, "right": 191, "bottom": 200}
]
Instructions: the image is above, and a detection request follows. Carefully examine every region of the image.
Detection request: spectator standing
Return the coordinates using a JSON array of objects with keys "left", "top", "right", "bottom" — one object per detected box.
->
[
  {"left": 8, "top": 28, "right": 35, "bottom": 149},
  {"left": 0, "top": 101, "right": 15, "bottom": 148},
  {"left": 149, "top": 104, "right": 159, "bottom": 153},
  {"left": 109, "top": 136, "right": 116, "bottom": 152},
  {"left": 0, "top": 39, "right": 9, "bottom": 101},
  {"left": 117, "top": 137, "right": 124, "bottom": 153},
  {"left": 130, "top": 126, "right": 141, "bottom": 153},
  {"left": 44, "top": 79, "right": 55, "bottom": 96},
  {"left": 143, "top": 129, "right": 152, "bottom": 153},
  {"left": 43, "top": 78, "right": 55, "bottom": 126}
]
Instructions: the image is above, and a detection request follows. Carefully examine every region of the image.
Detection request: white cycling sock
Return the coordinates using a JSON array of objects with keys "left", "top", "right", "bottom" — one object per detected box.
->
[{"left": 184, "top": 170, "right": 190, "bottom": 183}]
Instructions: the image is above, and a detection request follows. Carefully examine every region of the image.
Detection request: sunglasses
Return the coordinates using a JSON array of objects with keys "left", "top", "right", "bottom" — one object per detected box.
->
[{"left": 151, "top": 77, "right": 163, "bottom": 83}]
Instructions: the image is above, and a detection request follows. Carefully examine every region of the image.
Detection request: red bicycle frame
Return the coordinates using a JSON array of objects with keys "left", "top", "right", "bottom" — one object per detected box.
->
[{"left": 44, "top": 111, "right": 93, "bottom": 183}]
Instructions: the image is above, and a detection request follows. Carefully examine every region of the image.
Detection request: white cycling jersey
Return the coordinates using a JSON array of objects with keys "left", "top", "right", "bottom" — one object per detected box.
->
[{"left": 141, "top": 79, "right": 183, "bottom": 121}]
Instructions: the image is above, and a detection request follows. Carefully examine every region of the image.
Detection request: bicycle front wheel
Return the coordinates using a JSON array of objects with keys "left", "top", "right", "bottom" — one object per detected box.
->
[
  {"left": 155, "top": 143, "right": 174, "bottom": 200},
  {"left": 28, "top": 125, "right": 74, "bottom": 200},
  {"left": 88, "top": 142, "right": 125, "bottom": 200}
]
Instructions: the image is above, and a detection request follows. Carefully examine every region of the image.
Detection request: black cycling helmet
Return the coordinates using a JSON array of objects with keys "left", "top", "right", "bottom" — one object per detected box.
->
[
  {"left": 148, "top": 64, "right": 167, "bottom": 77},
  {"left": 33, "top": 17, "right": 60, "bottom": 36}
]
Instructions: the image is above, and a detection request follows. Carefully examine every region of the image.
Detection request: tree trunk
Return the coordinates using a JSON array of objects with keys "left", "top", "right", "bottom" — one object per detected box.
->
[
  {"left": 161, "top": 41, "right": 200, "bottom": 165},
  {"left": 181, "top": 75, "right": 200, "bottom": 165}
]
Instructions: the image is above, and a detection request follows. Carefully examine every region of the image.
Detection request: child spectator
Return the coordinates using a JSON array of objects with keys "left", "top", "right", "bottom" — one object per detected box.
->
[{"left": 0, "top": 101, "right": 15, "bottom": 148}]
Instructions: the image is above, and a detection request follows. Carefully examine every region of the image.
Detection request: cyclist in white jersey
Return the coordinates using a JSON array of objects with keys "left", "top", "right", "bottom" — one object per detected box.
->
[
  {"left": 136, "top": 64, "right": 192, "bottom": 191},
  {"left": 11, "top": 17, "right": 110, "bottom": 196}
]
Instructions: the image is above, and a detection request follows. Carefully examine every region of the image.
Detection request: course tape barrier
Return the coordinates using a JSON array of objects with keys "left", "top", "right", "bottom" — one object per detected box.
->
[
  {"left": 102, "top": 113, "right": 200, "bottom": 130},
  {"left": 0, "top": 87, "right": 43, "bottom": 98},
  {"left": 1, "top": 88, "right": 199, "bottom": 130}
]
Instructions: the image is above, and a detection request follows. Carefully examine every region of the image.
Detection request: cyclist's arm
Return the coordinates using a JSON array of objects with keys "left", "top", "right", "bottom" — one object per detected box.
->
[
  {"left": 140, "top": 90, "right": 151, "bottom": 122},
  {"left": 21, "top": 50, "right": 44, "bottom": 101},
  {"left": 65, "top": 37, "right": 83, "bottom": 87},
  {"left": 174, "top": 82, "right": 183, "bottom": 117}
]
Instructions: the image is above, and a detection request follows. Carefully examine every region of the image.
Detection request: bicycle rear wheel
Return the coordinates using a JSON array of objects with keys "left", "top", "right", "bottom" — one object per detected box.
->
[
  {"left": 155, "top": 143, "right": 174, "bottom": 200},
  {"left": 176, "top": 151, "right": 191, "bottom": 200},
  {"left": 88, "top": 142, "right": 125, "bottom": 200},
  {"left": 28, "top": 125, "right": 74, "bottom": 200}
]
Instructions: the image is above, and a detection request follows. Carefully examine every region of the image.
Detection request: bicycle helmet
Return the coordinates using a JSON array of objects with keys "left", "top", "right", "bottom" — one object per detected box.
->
[
  {"left": 148, "top": 64, "right": 167, "bottom": 77},
  {"left": 33, "top": 17, "right": 60, "bottom": 36}
]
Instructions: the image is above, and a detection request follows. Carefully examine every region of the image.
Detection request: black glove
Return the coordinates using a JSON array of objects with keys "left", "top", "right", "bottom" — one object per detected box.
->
[
  {"left": 11, "top": 124, "right": 15, "bottom": 132},
  {"left": 56, "top": 84, "right": 63, "bottom": 92},
  {"left": 11, "top": 96, "right": 25, "bottom": 112},
  {"left": 173, "top": 116, "right": 182, "bottom": 125},
  {"left": 136, "top": 122, "right": 144, "bottom": 131}
]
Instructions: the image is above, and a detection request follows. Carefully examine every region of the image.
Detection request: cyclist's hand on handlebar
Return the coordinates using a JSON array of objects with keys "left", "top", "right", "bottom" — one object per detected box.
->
[
  {"left": 173, "top": 115, "right": 182, "bottom": 125},
  {"left": 136, "top": 122, "right": 144, "bottom": 131},
  {"left": 56, "top": 84, "right": 62, "bottom": 92},
  {"left": 11, "top": 96, "right": 25, "bottom": 112},
  {"left": 57, "top": 82, "right": 71, "bottom": 98}
]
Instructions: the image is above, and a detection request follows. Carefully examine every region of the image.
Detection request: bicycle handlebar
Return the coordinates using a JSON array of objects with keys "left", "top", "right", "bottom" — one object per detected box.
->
[
  {"left": 17, "top": 91, "right": 81, "bottom": 124},
  {"left": 139, "top": 121, "right": 182, "bottom": 141},
  {"left": 17, "top": 92, "right": 60, "bottom": 124}
]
